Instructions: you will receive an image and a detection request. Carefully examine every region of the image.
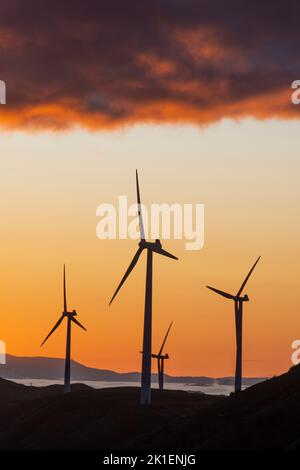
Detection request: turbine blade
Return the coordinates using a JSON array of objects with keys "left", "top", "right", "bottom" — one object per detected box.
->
[
  {"left": 206, "top": 285, "right": 235, "bottom": 300},
  {"left": 136, "top": 170, "right": 145, "bottom": 241},
  {"left": 236, "top": 256, "right": 261, "bottom": 297},
  {"left": 40, "top": 316, "right": 64, "bottom": 346},
  {"left": 158, "top": 321, "right": 173, "bottom": 356},
  {"left": 63, "top": 264, "right": 67, "bottom": 313},
  {"left": 152, "top": 245, "right": 178, "bottom": 260},
  {"left": 71, "top": 316, "right": 87, "bottom": 331},
  {"left": 109, "top": 247, "right": 144, "bottom": 305}
]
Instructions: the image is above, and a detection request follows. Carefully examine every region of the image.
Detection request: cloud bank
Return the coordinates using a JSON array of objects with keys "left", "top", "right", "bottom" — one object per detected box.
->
[{"left": 0, "top": 0, "right": 299, "bottom": 130}]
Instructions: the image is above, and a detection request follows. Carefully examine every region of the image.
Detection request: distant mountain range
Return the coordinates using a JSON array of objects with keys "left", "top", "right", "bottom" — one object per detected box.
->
[{"left": 0, "top": 355, "right": 266, "bottom": 386}]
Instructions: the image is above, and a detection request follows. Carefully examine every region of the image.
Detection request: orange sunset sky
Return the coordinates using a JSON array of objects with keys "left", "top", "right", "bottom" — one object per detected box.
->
[
  {"left": 0, "top": 1, "right": 300, "bottom": 378},
  {"left": 0, "top": 119, "right": 299, "bottom": 378}
]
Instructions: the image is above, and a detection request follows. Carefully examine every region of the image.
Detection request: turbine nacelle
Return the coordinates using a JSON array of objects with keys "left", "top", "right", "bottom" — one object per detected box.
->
[
  {"left": 63, "top": 309, "right": 78, "bottom": 317},
  {"left": 138, "top": 239, "right": 178, "bottom": 260},
  {"left": 151, "top": 353, "right": 169, "bottom": 360},
  {"left": 139, "top": 239, "right": 161, "bottom": 249},
  {"left": 140, "top": 351, "right": 170, "bottom": 360}
]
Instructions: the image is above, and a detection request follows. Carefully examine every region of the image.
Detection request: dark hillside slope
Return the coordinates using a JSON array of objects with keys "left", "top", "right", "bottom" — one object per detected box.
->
[
  {"left": 1, "top": 365, "right": 300, "bottom": 449},
  {"left": 0, "top": 381, "right": 220, "bottom": 449},
  {"left": 174, "top": 364, "right": 300, "bottom": 449}
]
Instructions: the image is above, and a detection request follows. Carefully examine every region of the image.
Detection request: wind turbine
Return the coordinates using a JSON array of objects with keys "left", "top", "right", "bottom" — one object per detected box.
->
[
  {"left": 109, "top": 171, "right": 178, "bottom": 405},
  {"left": 152, "top": 321, "right": 173, "bottom": 390},
  {"left": 207, "top": 256, "right": 260, "bottom": 394},
  {"left": 41, "top": 265, "right": 87, "bottom": 394}
]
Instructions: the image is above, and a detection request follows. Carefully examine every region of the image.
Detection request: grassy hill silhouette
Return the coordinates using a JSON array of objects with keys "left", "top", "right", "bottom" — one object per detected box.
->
[{"left": 0, "top": 364, "right": 299, "bottom": 449}]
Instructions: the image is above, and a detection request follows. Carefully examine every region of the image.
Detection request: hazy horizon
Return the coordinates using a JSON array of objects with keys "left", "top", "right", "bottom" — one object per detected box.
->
[{"left": 1, "top": 351, "right": 270, "bottom": 378}]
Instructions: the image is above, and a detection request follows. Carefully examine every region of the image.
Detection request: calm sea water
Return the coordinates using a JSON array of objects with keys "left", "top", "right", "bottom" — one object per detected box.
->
[{"left": 11, "top": 379, "right": 237, "bottom": 395}]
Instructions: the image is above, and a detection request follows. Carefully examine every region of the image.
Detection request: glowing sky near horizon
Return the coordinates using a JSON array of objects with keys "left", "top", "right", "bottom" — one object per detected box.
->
[{"left": 0, "top": 118, "right": 299, "bottom": 377}]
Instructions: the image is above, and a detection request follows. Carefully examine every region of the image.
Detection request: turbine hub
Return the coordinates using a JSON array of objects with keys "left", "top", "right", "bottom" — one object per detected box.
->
[
  {"left": 64, "top": 310, "right": 77, "bottom": 317},
  {"left": 152, "top": 353, "right": 169, "bottom": 359},
  {"left": 140, "top": 239, "right": 162, "bottom": 250}
]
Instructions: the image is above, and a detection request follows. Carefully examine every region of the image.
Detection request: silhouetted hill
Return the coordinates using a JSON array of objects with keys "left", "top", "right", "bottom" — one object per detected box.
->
[
  {"left": 172, "top": 364, "right": 300, "bottom": 449},
  {"left": 0, "top": 364, "right": 299, "bottom": 449},
  {"left": 0, "top": 379, "right": 220, "bottom": 449},
  {"left": 0, "top": 377, "right": 90, "bottom": 402},
  {"left": 0, "top": 355, "right": 265, "bottom": 386}
]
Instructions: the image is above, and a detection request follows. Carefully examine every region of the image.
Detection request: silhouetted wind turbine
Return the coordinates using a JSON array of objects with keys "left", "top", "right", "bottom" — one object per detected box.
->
[
  {"left": 109, "top": 171, "right": 178, "bottom": 405},
  {"left": 41, "top": 265, "right": 87, "bottom": 394},
  {"left": 207, "top": 256, "right": 260, "bottom": 393},
  {"left": 152, "top": 321, "right": 173, "bottom": 390}
]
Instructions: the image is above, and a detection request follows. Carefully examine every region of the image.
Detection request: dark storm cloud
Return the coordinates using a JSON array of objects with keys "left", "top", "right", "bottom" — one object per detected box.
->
[{"left": 0, "top": 0, "right": 299, "bottom": 129}]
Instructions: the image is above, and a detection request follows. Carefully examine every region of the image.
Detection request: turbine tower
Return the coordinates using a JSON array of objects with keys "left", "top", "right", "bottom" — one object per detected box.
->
[
  {"left": 152, "top": 321, "right": 173, "bottom": 390},
  {"left": 41, "top": 265, "right": 87, "bottom": 394},
  {"left": 110, "top": 171, "right": 178, "bottom": 405},
  {"left": 207, "top": 256, "right": 260, "bottom": 393}
]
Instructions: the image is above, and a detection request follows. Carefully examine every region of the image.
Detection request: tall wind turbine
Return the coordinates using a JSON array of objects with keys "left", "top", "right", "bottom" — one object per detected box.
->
[
  {"left": 207, "top": 256, "right": 260, "bottom": 393},
  {"left": 152, "top": 321, "right": 173, "bottom": 390},
  {"left": 41, "top": 265, "right": 87, "bottom": 394},
  {"left": 109, "top": 171, "right": 178, "bottom": 405}
]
